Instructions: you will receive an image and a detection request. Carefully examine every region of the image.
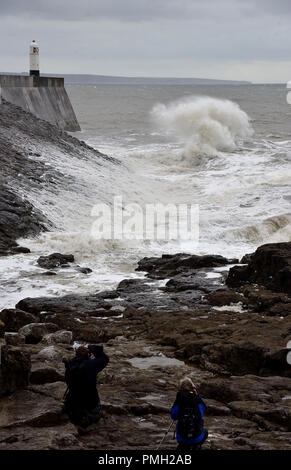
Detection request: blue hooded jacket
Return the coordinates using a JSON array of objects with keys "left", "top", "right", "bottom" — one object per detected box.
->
[{"left": 171, "top": 391, "right": 206, "bottom": 444}]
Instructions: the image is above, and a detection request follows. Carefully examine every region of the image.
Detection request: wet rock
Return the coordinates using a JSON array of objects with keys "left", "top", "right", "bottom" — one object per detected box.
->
[
  {"left": 262, "top": 349, "right": 291, "bottom": 377},
  {"left": 240, "top": 253, "right": 254, "bottom": 264},
  {"left": 206, "top": 289, "right": 243, "bottom": 306},
  {"left": 164, "top": 271, "right": 222, "bottom": 294},
  {"left": 36, "top": 346, "right": 63, "bottom": 362},
  {"left": 206, "top": 399, "right": 231, "bottom": 416},
  {"left": 0, "top": 390, "right": 65, "bottom": 428},
  {"left": 227, "top": 242, "right": 291, "bottom": 294},
  {"left": 18, "top": 322, "right": 59, "bottom": 344},
  {"left": 0, "top": 320, "right": 5, "bottom": 337},
  {"left": 268, "top": 303, "right": 291, "bottom": 317},
  {"left": 0, "top": 308, "right": 37, "bottom": 334},
  {"left": 30, "top": 365, "right": 64, "bottom": 385},
  {"left": 11, "top": 246, "right": 31, "bottom": 254},
  {"left": 41, "top": 330, "right": 73, "bottom": 345},
  {"left": 76, "top": 267, "right": 92, "bottom": 274},
  {"left": 229, "top": 401, "right": 291, "bottom": 430},
  {"left": 1, "top": 241, "right": 291, "bottom": 449},
  {"left": 199, "top": 375, "right": 291, "bottom": 404},
  {"left": 0, "top": 423, "right": 82, "bottom": 450},
  {"left": 37, "top": 253, "right": 75, "bottom": 269},
  {"left": 4, "top": 332, "right": 25, "bottom": 346},
  {"left": 95, "top": 290, "right": 120, "bottom": 300},
  {"left": 117, "top": 278, "right": 154, "bottom": 293},
  {"left": 0, "top": 345, "right": 31, "bottom": 397},
  {"left": 73, "top": 324, "right": 122, "bottom": 343},
  {"left": 137, "top": 253, "right": 239, "bottom": 279},
  {"left": 28, "top": 381, "right": 67, "bottom": 401},
  {"left": 0, "top": 185, "right": 46, "bottom": 256},
  {"left": 226, "top": 265, "right": 250, "bottom": 287},
  {"left": 16, "top": 294, "right": 110, "bottom": 315},
  {"left": 242, "top": 286, "right": 290, "bottom": 314},
  {"left": 201, "top": 341, "right": 268, "bottom": 376}
]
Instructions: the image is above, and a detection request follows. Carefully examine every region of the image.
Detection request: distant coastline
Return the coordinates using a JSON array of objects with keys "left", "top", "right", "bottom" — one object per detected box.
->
[{"left": 0, "top": 71, "right": 251, "bottom": 85}]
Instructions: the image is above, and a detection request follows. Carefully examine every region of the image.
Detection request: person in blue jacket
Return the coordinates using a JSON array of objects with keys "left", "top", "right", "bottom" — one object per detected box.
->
[{"left": 171, "top": 377, "right": 208, "bottom": 451}]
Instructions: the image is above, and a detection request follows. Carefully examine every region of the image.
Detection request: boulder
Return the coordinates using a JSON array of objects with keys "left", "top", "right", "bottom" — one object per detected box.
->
[
  {"left": 30, "top": 365, "right": 64, "bottom": 384},
  {"left": 164, "top": 272, "right": 221, "bottom": 294},
  {"left": 28, "top": 381, "right": 67, "bottom": 401},
  {"left": 117, "top": 278, "right": 155, "bottom": 293},
  {"left": 240, "top": 253, "right": 254, "bottom": 264},
  {"left": 36, "top": 346, "right": 63, "bottom": 362},
  {"left": 4, "top": 332, "right": 25, "bottom": 346},
  {"left": 136, "top": 253, "right": 239, "bottom": 279},
  {"left": 200, "top": 341, "right": 268, "bottom": 375},
  {"left": 242, "top": 286, "right": 290, "bottom": 313},
  {"left": 226, "top": 265, "right": 250, "bottom": 287},
  {"left": 11, "top": 246, "right": 31, "bottom": 254},
  {"left": 18, "top": 323, "right": 59, "bottom": 344},
  {"left": 41, "top": 330, "right": 73, "bottom": 345},
  {"left": 206, "top": 289, "right": 243, "bottom": 306},
  {"left": 16, "top": 294, "right": 110, "bottom": 315},
  {"left": 227, "top": 242, "right": 291, "bottom": 294},
  {"left": 0, "top": 308, "right": 37, "bottom": 334},
  {"left": 0, "top": 345, "right": 31, "bottom": 397},
  {"left": 37, "top": 253, "right": 74, "bottom": 269},
  {"left": 76, "top": 267, "right": 92, "bottom": 274}
]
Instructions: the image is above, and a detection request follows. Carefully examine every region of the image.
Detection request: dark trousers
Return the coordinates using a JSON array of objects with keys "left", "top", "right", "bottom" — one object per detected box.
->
[
  {"left": 64, "top": 391, "right": 102, "bottom": 428},
  {"left": 176, "top": 429, "right": 208, "bottom": 452}
]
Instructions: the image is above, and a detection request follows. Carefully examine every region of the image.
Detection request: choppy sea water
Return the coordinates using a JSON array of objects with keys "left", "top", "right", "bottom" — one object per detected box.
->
[{"left": 1, "top": 84, "right": 291, "bottom": 309}]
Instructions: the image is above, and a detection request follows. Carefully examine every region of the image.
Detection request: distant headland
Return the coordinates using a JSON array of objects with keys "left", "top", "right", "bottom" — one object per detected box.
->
[{"left": 1, "top": 72, "right": 251, "bottom": 86}]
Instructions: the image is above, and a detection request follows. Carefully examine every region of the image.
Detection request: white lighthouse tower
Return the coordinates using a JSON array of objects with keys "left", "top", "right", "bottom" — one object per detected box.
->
[{"left": 29, "top": 40, "right": 40, "bottom": 76}]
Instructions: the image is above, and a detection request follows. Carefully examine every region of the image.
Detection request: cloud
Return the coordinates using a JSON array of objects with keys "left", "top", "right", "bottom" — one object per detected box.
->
[
  {"left": 1, "top": 0, "right": 291, "bottom": 23},
  {"left": 0, "top": 0, "right": 291, "bottom": 81},
  {"left": 0, "top": 0, "right": 247, "bottom": 22}
]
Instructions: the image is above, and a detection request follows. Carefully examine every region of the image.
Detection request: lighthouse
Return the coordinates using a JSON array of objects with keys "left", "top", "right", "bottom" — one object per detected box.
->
[{"left": 29, "top": 40, "right": 40, "bottom": 76}]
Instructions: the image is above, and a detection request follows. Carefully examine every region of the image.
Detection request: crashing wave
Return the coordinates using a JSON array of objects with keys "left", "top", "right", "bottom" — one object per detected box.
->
[{"left": 151, "top": 96, "right": 253, "bottom": 159}]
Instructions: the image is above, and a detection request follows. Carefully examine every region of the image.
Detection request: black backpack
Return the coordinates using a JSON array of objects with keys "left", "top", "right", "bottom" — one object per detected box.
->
[{"left": 177, "top": 400, "right": 203, "bottom": 440}]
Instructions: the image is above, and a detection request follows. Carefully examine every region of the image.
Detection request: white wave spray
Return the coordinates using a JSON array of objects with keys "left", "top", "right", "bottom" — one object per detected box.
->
[{"left": 151, "top": 96, "right": 253, "bottom": 158}]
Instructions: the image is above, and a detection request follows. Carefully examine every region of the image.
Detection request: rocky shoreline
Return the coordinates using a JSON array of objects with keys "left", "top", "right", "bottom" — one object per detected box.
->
[
  {"left": 0, "top": 99, "right": 117, "bottom": 255},
  {"left": 0, "top": 243, "right": 290, "bottom": 450},
  {"left": 0, "top": 99, "right": 290, "bottom": 450}
]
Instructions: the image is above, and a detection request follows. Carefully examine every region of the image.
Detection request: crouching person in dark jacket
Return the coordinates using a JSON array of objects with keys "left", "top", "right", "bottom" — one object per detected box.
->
[
  {"left": 171, "top": 377, "right": 208, "bottom": 451},
  {"left": 63, "top": 344, "right": 109, "bottom": 432}
]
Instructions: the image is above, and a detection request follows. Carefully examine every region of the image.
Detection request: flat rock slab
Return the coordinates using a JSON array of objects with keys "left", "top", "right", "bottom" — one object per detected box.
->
[
  {"left": 0, "top": 390, "right": 65, "bottom": 428},
  {"left": 16, "top": 295, "right": 112, "bottom": 315},
  {"left": 0, "top": 423, "right": 81, "bottom": 450}
]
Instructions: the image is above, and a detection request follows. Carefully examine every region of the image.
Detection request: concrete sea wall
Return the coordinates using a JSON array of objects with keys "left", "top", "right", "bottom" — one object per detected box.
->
[{"left": 0, "top": 75, "right": 80, "bottom": 132}]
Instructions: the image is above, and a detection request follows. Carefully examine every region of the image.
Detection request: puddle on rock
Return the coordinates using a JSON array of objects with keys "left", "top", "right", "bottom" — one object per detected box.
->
[
  {"left": 128, "top": 355, "right": 183, "bottom": 370},
  {"left": 139, "top": 393, "right": 166, "bottom": 402}
]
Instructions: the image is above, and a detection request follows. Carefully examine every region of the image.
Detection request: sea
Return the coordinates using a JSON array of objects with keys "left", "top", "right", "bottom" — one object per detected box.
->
[{"left": 1, "top": 83, "right": 291, "bottom": 309}]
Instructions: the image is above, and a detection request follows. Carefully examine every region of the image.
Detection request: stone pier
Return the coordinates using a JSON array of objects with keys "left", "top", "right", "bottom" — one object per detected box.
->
[{"left": 0, "top": 75, "right": 80, "bottom": 132}]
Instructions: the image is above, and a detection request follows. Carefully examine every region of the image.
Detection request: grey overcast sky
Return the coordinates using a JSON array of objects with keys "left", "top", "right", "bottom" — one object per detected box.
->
[{"left": 1, "top": 0, "right": 291, "bottom": 82}]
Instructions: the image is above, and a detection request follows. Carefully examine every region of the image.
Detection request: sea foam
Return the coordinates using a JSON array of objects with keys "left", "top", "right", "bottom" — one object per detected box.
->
[{"left": 151, "top": 96, "right": 253, "bottom": 158}]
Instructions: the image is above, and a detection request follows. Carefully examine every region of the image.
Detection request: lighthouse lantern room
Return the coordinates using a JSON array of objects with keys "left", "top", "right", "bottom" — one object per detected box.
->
[{"left": 29, "top": 40, "right": 40, "bottom": 76}]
